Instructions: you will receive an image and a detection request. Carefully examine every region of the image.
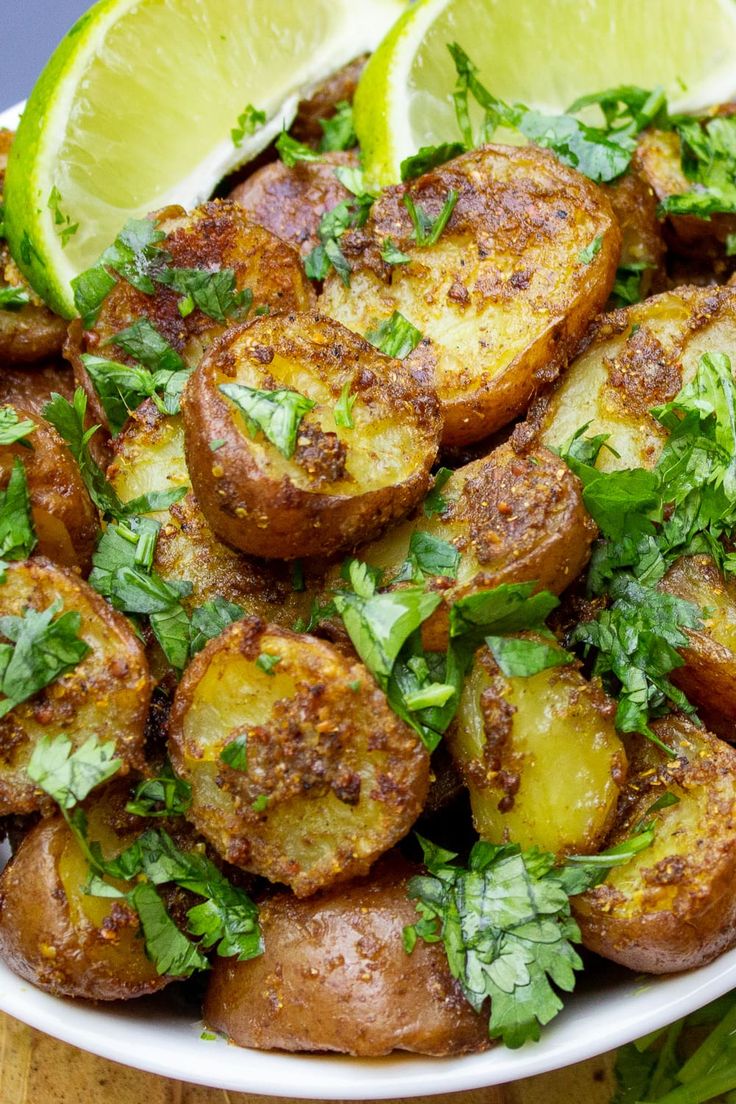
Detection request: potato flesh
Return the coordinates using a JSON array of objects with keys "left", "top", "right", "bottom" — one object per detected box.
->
[
  {"left": 537, "top": 286, "right": 736, "bottom": 471},
  {"left": 574, "top": 717, "right": 736, "bottom": 973},
  {"left": 448, "top": 645, "right": 624, "bottom": 856},
  {"left": 169, "top": 620, "right": 430, "bottom": 896},
  {"left": 0, "top": 559, "right": 151, "bottom": 815},
  {"left": 319, "top": 144, "right": 620, "bottom": 445}
]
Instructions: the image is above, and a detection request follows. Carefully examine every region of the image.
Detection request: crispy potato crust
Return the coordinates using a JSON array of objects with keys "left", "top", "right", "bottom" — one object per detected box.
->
[
  {"left": 0, "top": 132, "right": 67, "bottom": 365},
  {"left": 659, "top": 555, "right": 736, "bottom": 735},
  {"left": 319, "top": 144, "right": 620, "bottom": 445},
  {"left": 574, "top": 717, "right": 736, "bottom": 973},
  {"left": 291, "top": 56, "right": 367, "bottom": 144},
  {"left": 0, "top": 407, "right": 98, "bottom": 571},
  {"left": 602, "top": 166, "right": 665, "bottom": 295},
  {"left": 448, "top": 641, "right": 626, "bottom": 856},
  {"left": 168, "top": 620, "right": 430, "bottom": 896},
  {"left": 69, "top": 200, "right": 316, "bottom": 431},
  {"left": 230, "top": 151, "right": 356, "bottom": 257},
  {"left": 0, "top": 559, "right": 152, "bottom": 815},
  {"left": 526, "top": 285, "right": 736, "bottom": 471},
  {"left": 203, "top": 855, "right": 489, "bottom": 1056},
  {"left": 0, "top": 361, "right": 75, "bottom": 413},
  {"left": 0, "top": 793, "right": 170, "bottom": 1000},
  {"left": 182, "top": 311, "right": 441, "bottom": 559}
]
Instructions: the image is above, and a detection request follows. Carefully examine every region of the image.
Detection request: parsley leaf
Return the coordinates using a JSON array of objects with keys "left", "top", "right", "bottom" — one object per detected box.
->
[
  {"left": 318, "top": 101, "right": 357, "bottom": 152},
  {"left": 126, "top": 763, "right": 192, "bottom": 818},
  {"left": 0, "top": 601, "right": 91, "bottom": 719},
  {"left": 189, "top": 597, "right": 244, "bottom": 655},
  {"left": 231, "top": 104, "right": 266, "bottom": 147},
  {"left": 395, "top": 531, "right": 460, "bottom": 582},
  {"left": 403, "top": 190, "right": 458, "bottom": 247},
  {"left": 220, "top": 735, "right": 248, "bottom": 771},
  {"left": 0, "top": 286, "right": 31, "bottom": 311},
  {"left": 255, "top": 652, "right": 282, "bottom": 675},
  {"left": 220, "top": 383, "right": 315, "bottom": 459},
  {"left": 333, "top": 381, "right": 357, "bottom": 428},
  {"left": 27, "top": 733, "right": 121, "bottom": 808},
  {"left": 71, "top": 218, "right": 169, "bottom": 327},
  {"left": 0, "top": 459, "right": 36, "bottom": 560},
  {"left": 400, "top": 142, "right": 466, "bottom": 182},
  {"left": 578, "top": 235, "right": 603, "bottom": 264},
  {"left": 365, "top": 311, "right": 422, "bottom": 359},
  {"left": 380, "top": 237, "right": 412, "bottom": 266},
  {"left": 276, "top": 130, "right": 323, "bottom": 168},
  {"left": 0, "top": 407, "right": 36, "bottom": 446},
  {"left": 156, "top": 268, "right": 253, "bottom": 323},
  {"left": 423, "top": 468, "right": 453, "bottom": 518},
  {"left": 485, "top": 634, "right": 573, "bottom": 678}
]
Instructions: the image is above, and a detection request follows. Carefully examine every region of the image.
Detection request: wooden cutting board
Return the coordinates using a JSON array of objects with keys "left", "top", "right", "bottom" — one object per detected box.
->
[{"left": 0, "top": 1013, "right": 617, "bottom": 1104}]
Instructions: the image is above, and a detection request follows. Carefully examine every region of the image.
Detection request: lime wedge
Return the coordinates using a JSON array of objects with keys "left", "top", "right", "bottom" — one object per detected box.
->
[
  {"left": 4, "top": 0, "right": 404, "bottom": 317},
  {"left": 356, "top": 0, "right": 736, "bottom": 185}
]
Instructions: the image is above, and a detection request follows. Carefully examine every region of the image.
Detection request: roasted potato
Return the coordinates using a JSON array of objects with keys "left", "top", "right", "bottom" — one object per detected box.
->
[
  {"left": 108, "top": 399, "right": 316, "bottom": 623},
  {"left": 603, "top": 165, "right": 665, "bottom": 298},
  {"left": 203, "top": 854, "right": 488, "bottom": 1056},
  {"left": 182, "top": 311, "right": 441, "bottom": 560},
  {"left": 0, "top": 558, "right": 151, "bottom": 815},
  {"left": 0, "top": 407, "right": 98, "bottom": 571},
  {"left": 291, "top": 56, "right": 367, "bottom": 144},
  {"left": 529, "top": 285, "right": 736, "bottom": 471},
  {"left": 68, "top": 200, "right": 315, "bottom": 431},
  {"left": 0, "top": 786, "right": 185, "bottom": 999},
  {"left": 634, "top": 127, "right": 736, "bottom": 258},
  {"left": 319, "top": 144, "right": 620, "bottom": 445},
  {"left": 230, "top": 151, "right": 357, "bottom": 257},
  {"left": 574, "top": 716, "right": 736, "bottom": 973},
  {"left": 168, "top": 619, "right": 430, "bottom": 897},
  {"left": 322, "top": 442, "right": 596, "bottom": 652},
  {"left": 0, "top": 132, "right": 67, "bottom": 365},
  {"left": 447, "top": 639, "right": 626, "bottom": 856},
  {"left": 0, "top": 360, "right": 74, "bottom": 413},
  {"left": 659, "top": 555, "right": 736, "bottom": 735}
]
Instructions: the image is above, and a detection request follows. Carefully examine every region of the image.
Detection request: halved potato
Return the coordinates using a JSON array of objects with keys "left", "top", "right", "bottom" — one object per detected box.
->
[
  {"left": 203, "top": 854, "right": 488, "bottom": 1056},
  {"left": 319, "top": 144, "right": 620, "bottom": 445},
  {"left": 168, "top": 619, "right": 430, "bottom": 896},
  {"left": 0, "top": 132, "right": 68, "bottom": 367},
  {"left": 0, "top": 407, "right": 98, "bottom": 571},
  {"left": 574, "top": 716, "right": 736, "bottom": 973},
  {"left": 182, "top": 311, "right": 441, "bottom": 560},
  {"left": 230, "top": 151, "right": 356, "bottom": 257},
  {"left": 291, "top": 56, "right": 367, "bottom": 144},
  {"left": 0, "top": 786, "right": 178, "bottom": 999},
  {"left": 68, "top": 200, "right": 316, "bottom": 431},
  {"left": 447, "top": 639, "right": 626, "bottom": 857},
  {"left": 659, "top": 555, "right": 736, "bottom": 735},
  {"left": 0, "top": 558, "right": 152, "bottom": 815},
  {"left": 348, "top": 442, "right": 595, "bottom": 651},
  {"left": 108, "top": 399, "right": 316, "bottom": 624},
  {"left": 530, "top": 285, "right": 736, "bottom": 471}
]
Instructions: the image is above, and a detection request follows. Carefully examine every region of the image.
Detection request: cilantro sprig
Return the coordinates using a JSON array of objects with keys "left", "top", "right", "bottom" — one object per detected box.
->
[
  {"left": 406, "top": 830, "right": 654, "bottom": 1048},
  {"left": 0, "top": 460, "right": 36, "bottom": 561},
  {"left": 304, "top": 187, "right": 375, "bottom": 286},
  {"left": 365, "top": 311, "right": 423, "bottom": 359},
  {"left": 0, "top": 601, "right": 91, "bottom": 719},
  {"left": 220, "top": 383, "right": 316, "bottom": 459}
]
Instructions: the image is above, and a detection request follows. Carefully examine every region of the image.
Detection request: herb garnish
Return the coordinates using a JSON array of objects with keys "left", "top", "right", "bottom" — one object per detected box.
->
[
  {"left": 220, "top": 735, "right": 248, "bottom": 771},
  {"left": 318, "top": 101, "right": 357, "bottom": 152},
  {"left": 403, "top": 190, "right": 458, "bottom": 247},
  {"left": 304, "top": 187, "right": 375, "bottom": 286},
  {"left": 0, "top": 460, "right": 36, "bottom": 561},
  {"left": 365, "top": 311, "right": 422, "bottom": 359},
  {"left": 400, "top": 142, "right": 466, "bottom": 182},
  {"left": 423, "top": 468, "right": 453, "bottom": 518},
  {"left": 220, "top": 383, "right": 316, "bottom": 459},
  {"left": 0, "top": 286, "right": 31, "bottom": 311},
  {"left": 380, "top": 237, "right": 412, "bottom": 266},
  {"left": 275, "top": 130, "right": 323, "bottom": 168},
  {"left": 333, "top": 381, "right": 357, "bottom": 428},
  {"left": 231, "top": 104, "right": 266, "bottom": 147},
  {"left": 71, "top": 217, "right": 170, "bottom": 327},
  {"left": 0, "top": 602, "right": 91, "bottom": 719},
  {"left": 126, "top": 763, "right": 192, "bottom": 818},
  {"left": 0, "top": 407, "right": 35, "bottom": 447},
  {"left": 609, "top": 262, "right": 652, "bottom": 308},
  {"left": 48, "top": 186, "right": 79, "bottom": 248}
]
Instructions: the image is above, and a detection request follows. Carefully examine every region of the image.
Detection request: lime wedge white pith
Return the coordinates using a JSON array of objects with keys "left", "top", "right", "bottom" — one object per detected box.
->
[
  {"left": 355, "top": 0, "right": 736, "bottom": 186},
  {"left": 4, "top": 0, "right": 405, "bottom": 318}
]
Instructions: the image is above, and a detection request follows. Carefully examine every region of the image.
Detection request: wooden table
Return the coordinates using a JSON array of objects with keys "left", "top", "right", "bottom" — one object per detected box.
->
[{"left": 0, "top": 1013, "right": 617, "bottom": 1104}]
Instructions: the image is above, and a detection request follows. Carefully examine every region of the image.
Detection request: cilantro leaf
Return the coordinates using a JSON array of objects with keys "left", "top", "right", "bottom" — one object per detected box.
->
[
  {"left": 365, "top": 311, "right": 422, "bottom": 359},
  {"left": 609, "top": 262, "right": 652, "bottom": 308},
  {"left": 0, "top": 286, "right": 31, "bottom": 311},
  {"left": 255, "top": 652, "right": 282, "bottom": 675},
  {"left": 424, "top": 467, "right": 453, "bottom": 517},
  {"left": 333, "top": 381, "right": 357, "bottom": 428},
  {"left": 128, "top": 881, "right": 209, "bottom": 976},
  {"left": 0, "top": 459, "right": 37, "bottom": 560},
  {"left": 220, "top": 735, "right": 248, "bottom": 771},
  {"left": 403, "top": 191, "right": 458, "bottom": 247},
  {"left": 189, "top": 597, "right": 244, "bottom": 655},
  {"left": 318, "top": 101, "right": 357, "bottom": 152},
  {"left": 659, "top": 115, "right": 736, "bottom": 219},
  {"left": 26, "top": 733, "right": 122, "bottom": 808},
  {"left": 0, "top": 601, "right": 91, "bottom": 719},
  {"left": 232, "top": 104, "right": 266, "bottom": 147},
  {"left": 276, "top": 130, "right": 323, "bottom": 168},
  {"left": 220, "top": 383, "right": 316, "bottom": 459},
  {"left": 400, "top": 143, "right": 466, "bottom": 182},
  {"left": 485, "top": 634, "right": 573, "bottom": 678},
  {"left": 449, "top": 583, "right": 559, "bottom": 646},
  {"left": 109, "top": 318, "right": 186, "bottom": 376},
  {"left": 380, "top": 237, "right": 412, "bottom": 265},
  {"left": 81, "top": 355, "right": 161, "bottom": 435},
  {"left": 126, "top": 763, "right": 192, "bottom": 818},
  {"left": 71, "top": 218, "right": 169, "bottom": 326},
  {"left": 578, "top": 235, "right": 602, "bottom": 264},
  {"left": 395, "top": 531, "right": 460, "bottom": 582},
  {"left": 333, "top": 586, "right": 442, "bottom": 683},
  {"left": 0, "top": 407, "right": 35, "bottom": 446},
  {"left": 304, "top": 191, "right": 375, "bottom": 286},
  {"left": 156, "top": 268, "right": 253, "bottom": 323}
]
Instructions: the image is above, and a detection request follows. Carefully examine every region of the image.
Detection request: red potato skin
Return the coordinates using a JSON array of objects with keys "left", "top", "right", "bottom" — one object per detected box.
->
[{"left": 204, "top": 856, "right": 489, "bottom": 1056}]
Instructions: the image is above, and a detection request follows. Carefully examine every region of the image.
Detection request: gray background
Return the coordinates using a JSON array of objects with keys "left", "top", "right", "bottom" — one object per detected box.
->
[{"left": 2, "top": 0, "right": 90, "bottom": 108}]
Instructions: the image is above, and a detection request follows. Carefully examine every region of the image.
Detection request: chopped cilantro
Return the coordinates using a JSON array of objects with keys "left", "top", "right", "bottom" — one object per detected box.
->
[
  {"left": 659, "top": 114, "right": 736, "bottom": 218},
  {"left": 27, "top": 733, "right": 121, "bottom": 808},
  {"left": 275, "top": 130, "right": 323, "bottom": 168},
  {"left": 0, "top": 407, "right": 35, "bottom": 447},
  {"left": 400, "top": 142, "right": 466, "bottom": 182},
  {"left": 47, "top": 186, "right": 79, "bottom": 249},
  {"left": 220, "top": 735, "right": 248, "bottom": 771},
  {"left": 609, "top": 262, "right": 652, "bottom": 307},
  {"left": 395, "top": 531, "right": 460, "bottom": 582},
  {"left": 333, "top": 380, "right": 357, "bottom": 428},
  {"left": 251, "top": 794, "right": 269, "bottom": 812},
  {"left": 157, "top": 268, "right": 253, "bottom": 323},
  {"left": 380, "top": 237, "right": 411, "bottom": 265},
  {"left": 0, "top": 601, "right": 91, "bottom": 719},
  {"left": 0, "top": 459, "right": 36, "bottom": 561},
  {"left": 209, "top": 438, "right": 226, "bottom": 452},
  {"left": 365, "top": 311, "right": 422, "bottom": 359},
  {"left": 485, "top": 634, "right": 573, "bottom": 678},
  {"left": 126, "top": 763, "right": 192, "bottom": 818},
  {"left": 220, "top": 383, "right": 315, "bottom": 459},
  {"left": 0, "top": 286, "right": 31, "bottom": 311},
  {"left": 318, "top": 101, "right": 357, "bottom": 152},
  {"left": 71, "top": 218, "right": 169, "bottom": 327},
  {"left": 304, "top": 191, "right": 375, "bottom": 286},
  {"left": 231, "top": 104, "right": 266, "bottom": 147},
  {"left": 189, "top": 597, "right": 244, "bottom": 655},
  {"left": 255, "top": 652, "right": 282, "bottom": 675},
  {"left": 423, "top": 468, "right": 453, "bottom": 518},
  {"left": 403, "top": 190, "right": 458, "bottom": 247},
  {"left": 578, "top": 235, "right": 603, "bottom": 264}
]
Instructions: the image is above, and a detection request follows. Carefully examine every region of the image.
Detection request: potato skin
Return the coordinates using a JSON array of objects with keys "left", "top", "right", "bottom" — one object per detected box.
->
[
  {"left": 448, "top": 641, "right": 626, "bottom": 857},
  {"left": 230, "top": 151, "right": 356, "bottom": 257},
  {"left": 339, "top": 442, "right": 596, "bottom": 652},
  {"left": 291, "top": 56, "right": 367, "bottom": 144},
  {"left": 659, "top": 555, "right": 736, "bottom": 735},
  {"left": 574, "top": 717, "right": 736, "bottom": 973},
  {"left": 0, "top": 800, "right": 169, "bottom": 999},
  {"left": 0, "top": 558, "right": 152, "bottom": 815},
  {"left": 69, "top": 201, "right": 316, "bottom": 431},
  {"left": 0, "top": 407, "right": 98, "bottom": 571},
  {"left": 203, "top": 855, "right": 488, "bottom": 1056},
  {"left": 182, "top": 311, "right": 441, "bottom": 560},
  {"left": 526, "top": 285, "right": 736, "bottom": 472},
  {"left": 169, "top": 619, "right": 430, "bottom": 897},
  {"left": 319, "top": 144, "right": 620, "bottom": 445},
  {"left": 602, "top": 166, "right": 665, "bottom": 297}
]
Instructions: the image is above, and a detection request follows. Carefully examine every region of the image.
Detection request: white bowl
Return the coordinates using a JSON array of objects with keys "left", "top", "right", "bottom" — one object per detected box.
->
[{"left": 3, "top": 96, "right": 736, "bottom": 1097}]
